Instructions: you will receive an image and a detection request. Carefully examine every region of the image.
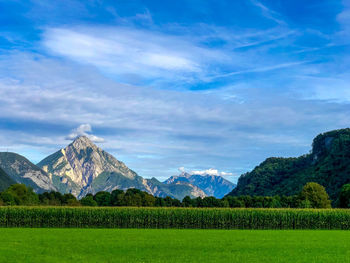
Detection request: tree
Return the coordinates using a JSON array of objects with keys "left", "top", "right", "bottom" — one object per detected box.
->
[
  {"left": 163, "top": 196, "right": 176, "bottom": 207},
  {"left": 338, "top": 184, "right": 350, "bottom": 208},
  {"left": 94, "top": 191, "right": 111, "bottom": 206},
  {"left": 62, "top": 193, "right": 79, "bottom": 206},
  {"left": 39, "top": 191, "right": 64, "bottom": 206},
  {"left": 225, "top": 196, "right": 245, "bottom": 208},
  {"left": 142, "top": 193, "right": 156, "bottom": 207},
  {"left": 1, "top": 184, "right": 39, "bottom": 205},
  {"left": 66, "top": 198, "right": 81, "bottom": 206},
  {"left": 111, "top": 189, "right": 124, "bottom": 206},
  {"left": 182, "top": 196, "right": 193, "bottom": 207},
  {"left": 280, "top": 195, "right": 299, "bottom": 208},
  {"left": 80, "top": 194, "right": 98, "bottom": 206},
  {"left": 298, "top": 182, "right": 331, "bottom": 208},
  {"left": 0, "top": 191, "right": 16, "bottom": 205}
]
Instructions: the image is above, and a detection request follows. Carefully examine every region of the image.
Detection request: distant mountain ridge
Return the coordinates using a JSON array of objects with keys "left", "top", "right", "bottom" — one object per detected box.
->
[
  {"left": 227, "top": 128, "right": 350, "bottom": 200},
  {"left": 0, "top": 152, "right": 56, "bottom": 193},
  {"left": 37, "top": 136, "right": 206, "bottom": 199},
  {"left": 164, "top": 172, "right": 235, "bottom": 198},
  {"left": 0, "top": 167, "right": 15, "bottom": 191}
]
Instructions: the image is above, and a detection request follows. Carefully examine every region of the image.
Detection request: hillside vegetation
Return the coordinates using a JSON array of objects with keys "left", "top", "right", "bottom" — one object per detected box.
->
[
  {"left": 0, "top": 167, "right": 15, "bottom": 191},
  {"left": 228, "top": 128, "right": 350, "bottom": 200}
]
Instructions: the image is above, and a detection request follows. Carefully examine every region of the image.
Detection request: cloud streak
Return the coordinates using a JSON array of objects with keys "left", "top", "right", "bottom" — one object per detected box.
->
[
  {"left": 41, "top": 24, "right": 302, "bottom": 88},
  {"left": 42, "top": 27, "right": 207, "bottom": 82},
  {"left": 249, "top": 0, "right": 286, "bottom": 26}
]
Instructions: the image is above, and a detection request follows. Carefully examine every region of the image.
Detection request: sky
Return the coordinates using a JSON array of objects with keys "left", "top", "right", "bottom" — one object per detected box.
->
[{"left": 1, "top": 0, "right": 350, "bottom": 182}]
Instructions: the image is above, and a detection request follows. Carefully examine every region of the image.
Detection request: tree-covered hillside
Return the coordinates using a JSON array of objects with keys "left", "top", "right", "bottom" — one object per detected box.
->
[
  {"left": 228, "top": 128, "right": 350, "bottom": 201},
  {"left": 0, "top": 167, "right": 15, "bottom": 191}
]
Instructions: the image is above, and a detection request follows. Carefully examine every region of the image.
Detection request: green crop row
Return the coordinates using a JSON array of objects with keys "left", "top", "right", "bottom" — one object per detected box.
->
[{"left": 1, "top": 207, "right": 350, "bottom": 229}]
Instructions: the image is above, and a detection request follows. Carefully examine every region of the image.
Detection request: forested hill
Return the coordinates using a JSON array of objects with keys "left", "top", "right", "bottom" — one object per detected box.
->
[
  {"left": 227, "top": 128, "right": 350, "bottom": 200},
  {"left": 0, "top": 167, "right": 15, "bottom": 191}
]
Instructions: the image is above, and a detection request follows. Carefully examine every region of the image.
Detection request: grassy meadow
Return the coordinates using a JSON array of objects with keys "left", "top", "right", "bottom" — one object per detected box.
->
[{"left": 1, "top": 228, "right": 350, "bottom": 263}]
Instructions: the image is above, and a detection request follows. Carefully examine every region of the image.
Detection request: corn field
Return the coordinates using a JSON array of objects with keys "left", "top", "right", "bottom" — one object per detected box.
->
[{"left": 1, "top": 207, "right": 350, "bottom": 229}]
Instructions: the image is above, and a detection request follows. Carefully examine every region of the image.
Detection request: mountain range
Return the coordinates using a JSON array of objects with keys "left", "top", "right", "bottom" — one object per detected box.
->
[
  {"left": 227, "top": 128, "right": 350, "bottom": 200},
  {"left": 2, "top": 128, "right": 350, "bottom": 201},
  {"left": 0, "top": 136, "right": 233, "bottom": 199},
  {"left": 164, "top": 172, "right": 235, "bottom": 198}
]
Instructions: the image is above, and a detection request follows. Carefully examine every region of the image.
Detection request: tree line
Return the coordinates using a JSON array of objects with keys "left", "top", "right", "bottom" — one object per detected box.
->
[{"left": 1, "top": 182, "right": 350, "bottom": 208}]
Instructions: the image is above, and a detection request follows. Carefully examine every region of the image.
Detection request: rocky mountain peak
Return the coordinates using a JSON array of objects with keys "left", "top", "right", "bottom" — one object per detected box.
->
[
  {"left": 70, "top": 136, "right": 97, "bottom": 151},
  {"left": 164, "top": 171, "right": 235, "bottom": 198},
  {"left": 38, "top": 136, "right": 139, "bottom": 198}
]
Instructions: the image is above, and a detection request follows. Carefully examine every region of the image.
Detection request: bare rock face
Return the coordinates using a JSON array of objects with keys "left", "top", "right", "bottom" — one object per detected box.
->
[
  {"left": 0, "top": 152, "right": 56, "bottom": 193},
  {"left": 142, "top": 178, "right": 206, "bottom": 199},
  {"left": 38, "top": 136, "right": 205, "bottom": 199},
  {"left": 164, "top": 172, "right": 235, "bottom": 198},
  {"left": 38, "top": 136, "right": 137, "bottom": 197}
]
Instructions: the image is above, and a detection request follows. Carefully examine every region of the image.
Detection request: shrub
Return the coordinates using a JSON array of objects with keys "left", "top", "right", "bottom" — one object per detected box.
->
[{"left": 299, "top": 182, "right": 331, "bottom": 208}]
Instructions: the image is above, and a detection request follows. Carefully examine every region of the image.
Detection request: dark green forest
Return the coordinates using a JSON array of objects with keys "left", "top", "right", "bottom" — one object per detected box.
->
[
  {"left": 228, "top": 128, "right": 350, "bottom": 202},
  {"left": 0, "top": 181, "right": 347, "bottom": 208}
]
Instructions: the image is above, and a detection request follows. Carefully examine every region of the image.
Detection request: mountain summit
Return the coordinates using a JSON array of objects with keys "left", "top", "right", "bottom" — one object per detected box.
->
[
  {"left": 38, "top": 136, "right": 205, "bottom": 199},
  {"left": 164, "top": 171, "right": 235, "bottom": 198}
]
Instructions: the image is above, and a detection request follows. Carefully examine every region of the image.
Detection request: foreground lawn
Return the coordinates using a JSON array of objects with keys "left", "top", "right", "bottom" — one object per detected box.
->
[{"left": 0, "top": 229, "right": 350, "bottom": 263}]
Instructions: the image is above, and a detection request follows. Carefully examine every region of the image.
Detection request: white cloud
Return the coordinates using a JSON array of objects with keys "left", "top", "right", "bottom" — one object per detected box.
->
[
  {"left": 43, "top": 27, "right": 202, "bottom": 78},
  {"left": 66, "top": 124, "right": 105, "bottom": 143},
  {"left": 188, "top": 168, "right": 233, "bottom": 177},
  {"left": 41, "top": 25, "right": 299, "bottom": 87},
  {"left": 178, "top": 167, "right": 185, "bottom": 173},
  {"left": 220, "top": 171, "right": 233, "bottom": 176}
]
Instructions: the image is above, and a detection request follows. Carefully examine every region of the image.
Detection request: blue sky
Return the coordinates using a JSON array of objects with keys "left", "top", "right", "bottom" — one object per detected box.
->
[{"left": 1, "top": 0, "right": 350, "bottom": 182}]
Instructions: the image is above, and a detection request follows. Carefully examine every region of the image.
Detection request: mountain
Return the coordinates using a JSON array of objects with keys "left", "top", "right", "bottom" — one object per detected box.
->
[
  {"left": 38, "top": 136, "right": 206, "bottom": 199},
  {"left": 0, "top": 152, "right": 56, "bottom": 193},
  {"left": 164, "top": 172, "right": 235, "bottom": 198},
  {"left": 227, "top": 128, "right": 350, "bottom": 200},
  {"left": 0, "top": 167, "right": 15, "bottom": 191}
]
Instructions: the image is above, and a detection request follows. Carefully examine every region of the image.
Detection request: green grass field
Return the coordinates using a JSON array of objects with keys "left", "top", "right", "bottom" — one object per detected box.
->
[{"left": 0, "top": 229, "right": 350, "bottom": 262}]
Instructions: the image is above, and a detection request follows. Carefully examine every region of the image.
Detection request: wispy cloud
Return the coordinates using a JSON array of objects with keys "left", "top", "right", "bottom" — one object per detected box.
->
[
  {"left": 205, "top": 61, "right": 309, "bottom": 81},
  {"left": 42, "top": 27, "right": 206, "bottom": 81},
  {"left": 41, "top": 25, "right": 301, "bottom": 88},
  {"left": 249, "top": 0, "right": 286, "bottom": 26}
]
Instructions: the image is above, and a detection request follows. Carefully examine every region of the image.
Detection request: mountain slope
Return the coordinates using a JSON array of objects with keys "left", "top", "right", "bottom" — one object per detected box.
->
[
  {"left": 38, "top": 136, "right": 137, "bottom": 197},
  {"left": 227, "top": 128, "right": 350, "bottom": 200},
  {"left": 0, "top": 152, "right": 56, "bottom": 193},
  {"left": 144, "top": 177, "right": 206, "bottom": 199},
  {"left": 0, "top": 167, "right": 15, "bottom": 191},
  {"left": 164, "top": 172, "right": 235, "bottom": 198},
  {"left": 38, "top": 136, "right": 206, "bottom": 199}
]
